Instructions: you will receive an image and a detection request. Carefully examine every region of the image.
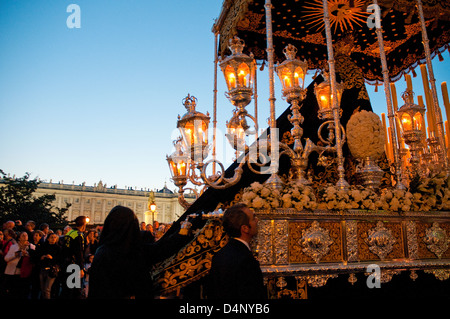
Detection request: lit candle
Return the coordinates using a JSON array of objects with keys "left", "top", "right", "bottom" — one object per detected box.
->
[
  {"left": 228, "top": 73, "right": 236, "bottom": 89},
  {"left": 445, "top": 120, "right": 450, "bottom": 159},
  {"left": 283, "top": 75, "right": 291, "bottom": 89},
  {"left": 381, "top": 113, "right": 390, "bottom": 160},
  {"left": 390, "top": 83, "right": 398, "bottom": 112},
  {"left": 178, "top": 162, "right": 186, "bottom": 176},
  {"left": 405, "top": 73, "right": 413, "bottom": 92},
  {"left": 442, "top": 82, "right": 450, "bottom": 125},
  {"left": 420, "top": 64, "right": 437, "bottom": 133},
  {"left": 388, "top": 126, "right": 394, "bottom": 163},
  {"left": 418, "top": 96, "right": 431, "bottom": 139},
  {"left": 238, "top": 70, "right": 246, "bottom": 87},
  {"left": 294, "top": 72, "right": 300, "bottom": 87}
]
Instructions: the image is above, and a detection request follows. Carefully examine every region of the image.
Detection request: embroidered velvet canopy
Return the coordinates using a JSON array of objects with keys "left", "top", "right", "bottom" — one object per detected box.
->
[{"left": 214, "top": 0, "right": 450, "bottom": 84}]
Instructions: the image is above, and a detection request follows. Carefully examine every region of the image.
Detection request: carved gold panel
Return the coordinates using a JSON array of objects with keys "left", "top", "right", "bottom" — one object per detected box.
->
[
  {"left": 255, "top": 219, "right": 289, "bottom": 265},
  {"left": 357, "top": 221, "right": 404, "bottom": 261},
  {"left": 416, "top": 222, "right": 450, "bottom": 259},
  {"left": 289, "top": 221, "right": 343, "bottom": 264}
]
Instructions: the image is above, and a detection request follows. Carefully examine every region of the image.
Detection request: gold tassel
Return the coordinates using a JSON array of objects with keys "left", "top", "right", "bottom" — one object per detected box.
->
[
  {"left": 411, "top": 68, "right": 417, "bottom": 78},
  {"left": 312, "top": 69, "right": 319, "bottom": 80},
  {"left": 438, "top": 51, "right": 444, "bottom": 62}
]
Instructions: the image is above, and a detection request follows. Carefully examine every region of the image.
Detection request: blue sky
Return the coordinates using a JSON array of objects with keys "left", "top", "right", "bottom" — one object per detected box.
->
[{"left": 0, "top": 1, "right": 449, "bottom": 191}]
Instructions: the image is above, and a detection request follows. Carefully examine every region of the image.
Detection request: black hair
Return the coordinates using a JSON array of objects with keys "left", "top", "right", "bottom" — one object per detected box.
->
[
  {"left": 74, "top": 216, "right": 87, "bottom": 228},
  {"left": 222, "top": 203, "right": 250, "bottom": 238}
]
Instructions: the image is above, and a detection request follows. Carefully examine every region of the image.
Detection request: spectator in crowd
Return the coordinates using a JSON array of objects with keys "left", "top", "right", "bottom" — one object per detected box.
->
[
  {"left": 63, "top": 225, "right": 72, "bottom": 235},
  {"left": 2, "top": 229, "right": 16, "bottom": 263},
  {"left": 89, "top": 205, "right": 191, "bottom": 299},
  {"left": 24, "top": 220, "right": 36, "bottom": 238},
  {"left": 83, "top": 254, "right": 94, "bottom": 298},
  {"left": 32, "top": 230, "right": 44, "bottom": 248},
  {"left": 208, "top": 203, "right": 265, "bottom": 299},
  {"left": 61, "top": 216, "right": 87, "bottom": 299},
  {"left": 30, "top": 230, "right": 44, "bottom": 299},
  {"left": 3, "top": 221, "right": 15, "bottom": 231},
  {"left": 37, "top": 233, "right": 63, "bottom": 299},
  {"left": 84, "top": 230, "right": 99, "bottom": 259},
  {"left": 39, "top": 223, "right": 50, "bottom": 243},
  {"left": 3, "top": 232, "right": 35, "bottom": 298}
]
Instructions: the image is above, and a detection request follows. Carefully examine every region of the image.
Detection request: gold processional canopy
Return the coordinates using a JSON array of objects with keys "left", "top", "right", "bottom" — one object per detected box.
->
[{"left": 214, "top": 0, "right": 450, "bottom": 84}]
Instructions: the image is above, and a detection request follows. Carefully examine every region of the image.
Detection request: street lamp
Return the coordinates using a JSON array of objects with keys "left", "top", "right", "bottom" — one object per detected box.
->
[
  {"left": 396, "top": 89, "right": 426, "bottom": 173},
  {"left": 314, "top": 72, "right": 344, "bottom": 120},
  {"left": 276, "top": 44, "right": 308, "bottom": 103},
  {"left": 177, "top": 94, "right": 210, "bottom": 163},
  {"left": 220, "top": 36, "right": 256, "bottom": 109},
  {"left": 149, "top": 199, "right": 157, "bottom": 225}
]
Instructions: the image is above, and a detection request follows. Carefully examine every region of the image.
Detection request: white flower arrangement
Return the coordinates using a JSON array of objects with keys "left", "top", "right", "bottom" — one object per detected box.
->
[
  {"left": 346, "top": 110, "right": 385, "bottom": 160},
  {"left": 242, "top": 180, "right": 318, "bottom": 211},
  {"left": 240, "top": 174, "right": 449, "bottom": 213},
  {"left": 317, "top": 185, "right": 380, "bottom": 211}
]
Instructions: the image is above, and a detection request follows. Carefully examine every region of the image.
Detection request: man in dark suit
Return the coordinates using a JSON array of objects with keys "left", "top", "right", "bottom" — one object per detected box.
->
[{"left": 208, "top": 203, "right": 265, "bottom": 299}]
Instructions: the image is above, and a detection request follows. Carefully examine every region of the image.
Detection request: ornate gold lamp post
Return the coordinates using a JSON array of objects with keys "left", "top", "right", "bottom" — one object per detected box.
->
[
  {"left": 314, "top": 73, "right": 343, "bottom": 122},
  {"left": 321, "top": 0, "right": 349, "bottom": 190},
  {"left": 166, "top": 138, "right": 191, "bottom": 209},
  {"left": 149, "top": 199, "right": 157, "bottom": 225},
  {"left": 276, "top": 44, "right": 308, "bottom": 156},
  {"left": 276, "top": 44, "right": 308, "bottom": 104},
  {"left": 226, "top": 110, "right": 249, "bottom": 154},
  {"left": 176, "top": 94, "right": 210, "bottom": 164},
  {"left": 396, "top": 89, "right": 426, "bottom": 175},
  {"left": 220, "top": 36, "right": 256, "bottom": 111},
  {"left": 220, "top": 37, "right": 257, "bottom": 152}
]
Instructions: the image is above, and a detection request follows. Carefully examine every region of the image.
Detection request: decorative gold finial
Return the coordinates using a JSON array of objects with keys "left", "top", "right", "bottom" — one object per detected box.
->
[
  {"left": 282, "top": 44, "right": 298, "bottom": 60},
  {"left": 228, "top": 36, "right": 245, "bottom": 55},
  {"left": 401, "top": 88, "right": 415, "bottom": 105},
  {"left": 182, "top": 94, "right": 197, "bottom": 112}
]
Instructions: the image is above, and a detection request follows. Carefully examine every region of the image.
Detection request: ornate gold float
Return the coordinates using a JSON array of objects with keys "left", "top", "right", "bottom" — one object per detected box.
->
[{"left": 153, "top": 208, "right": 450, "bottom": 298}]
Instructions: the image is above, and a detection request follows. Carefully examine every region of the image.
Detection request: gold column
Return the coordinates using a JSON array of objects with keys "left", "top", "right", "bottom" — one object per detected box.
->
[
  {"left": 417, "top": 96, "right": 428, "bottom": 142},
  {"left": 212, "top": 31, "right": 218, "bottom": 174},
  {"left": 373, "top": 0, "right": 405, "bottom": 188},
  {"left": 388, "top": 126, "right": 395, "bottom": 163},
  {"left": 442, "top": 82, "right": 450, "bottom": 159},
  {"left": 416, "top": 0, "right": 448, "bottom": 173},
  {"left": 323, "top": 0, "right": 349, "bottom": 190},
  {"left": 381, "top": 113, "right": 393, "bottom": 163},
  {"left": 420, "top": 64, "right": 437, "bottom": 134},
  {"left": 446, "top": 121, "right": 450, "bottom": 159},
  {"left": 264, "top": 0, "right": 283, "bottom": 189},
  {"left": 442, "top": 82, "right": 450, "bottom": 125}
]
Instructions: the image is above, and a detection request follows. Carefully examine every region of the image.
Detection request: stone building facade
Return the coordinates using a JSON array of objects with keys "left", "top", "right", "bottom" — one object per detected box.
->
[{"left": 33, "top": 180, "right": 193, "bottom": 225}]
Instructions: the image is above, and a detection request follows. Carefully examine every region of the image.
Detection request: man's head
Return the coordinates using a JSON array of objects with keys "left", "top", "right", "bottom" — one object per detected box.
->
[
  {"left": 39, "top": 223, "right": 49, "bottom": 235},
  {"left": 222, "top": 203, "right": 258, "bottom": 242},
  {"left": 25, "top": 220, "right": 36, "bottom": 232},
  {"left": 74, "top": 216, "right": 88, "bottom": 232}
]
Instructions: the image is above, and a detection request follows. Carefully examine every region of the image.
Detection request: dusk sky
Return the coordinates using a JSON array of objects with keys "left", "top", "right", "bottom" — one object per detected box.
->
[{"left": 1, "top": 1, "right": 449, "bottom": 192}]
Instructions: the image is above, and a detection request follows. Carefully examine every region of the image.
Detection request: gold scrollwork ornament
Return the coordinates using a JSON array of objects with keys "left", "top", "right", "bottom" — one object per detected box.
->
[
  {"left": 299, "top": 221, "right": 333, "bottom": 264},
  {"left": 423, "top": 222, "right": 450, "bottom": 259},
  {"left": 366, "top": 221, "right": 396, "bottom": 260}
]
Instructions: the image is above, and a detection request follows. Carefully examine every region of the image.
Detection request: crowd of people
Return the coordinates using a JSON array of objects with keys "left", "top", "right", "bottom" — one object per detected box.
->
[{"left": 0, "top": 217, "right": 172, "bottom": 299}]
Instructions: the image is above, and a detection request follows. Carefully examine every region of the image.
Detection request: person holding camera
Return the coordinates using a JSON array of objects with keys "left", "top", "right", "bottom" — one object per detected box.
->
[
  {"left": 3, "top": 231, "right": 35, "bottom": 298},
  {"left": 37, "top": 233, "right": 62, "bottom": 299}
]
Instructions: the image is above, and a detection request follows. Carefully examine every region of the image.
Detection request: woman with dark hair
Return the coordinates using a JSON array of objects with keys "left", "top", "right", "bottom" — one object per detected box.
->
[
  {"left": 88, "top": 205, "right": 191, "bottom": 299},
  {"left": 37, "top": 233, "right": 62, "bottom": 299}
]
